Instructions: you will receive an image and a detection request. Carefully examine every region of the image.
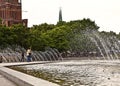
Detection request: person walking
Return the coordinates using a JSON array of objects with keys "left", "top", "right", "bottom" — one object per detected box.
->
[
  {"left": 0, "top": 56, "right": 2, "bottom": 63},
  {"left": 26, "top": 48, "right": 31, "bottom": 62},
  {"left": 21, "top": 51, "right": 24, "bottom": 62}
]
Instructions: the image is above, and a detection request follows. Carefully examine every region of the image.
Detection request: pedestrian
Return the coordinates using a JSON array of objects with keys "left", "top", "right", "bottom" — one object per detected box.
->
[
  {"left": 0, "top": 56, "right": 2, "bottom": 63},
  {"left": 26, "top": 48, "right": 31, "bottom": 62},
  {"left": 21, "top": 51, "right": 24, "bottom": 62}
]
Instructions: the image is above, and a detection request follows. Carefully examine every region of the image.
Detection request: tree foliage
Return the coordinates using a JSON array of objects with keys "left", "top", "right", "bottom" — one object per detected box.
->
[{"left": 0, "top": 18, "right": 118, "bottom": 54}]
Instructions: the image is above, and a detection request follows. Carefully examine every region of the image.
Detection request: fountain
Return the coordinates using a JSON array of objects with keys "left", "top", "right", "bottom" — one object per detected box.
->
[
  {"left": 0, "top": 46, "right": 62, "bottom": 62},
  {"left": 4, "top": 29, "right": 120, "bottom": 86},
  {"left": 67, "top": 29, "right": 120, "bottom": 60},
  {"left": 12, "top": 60, "right": 120, "bottom": 86},
  {"left": 9, "top": 29, "right": 120, "bottom": 86}
]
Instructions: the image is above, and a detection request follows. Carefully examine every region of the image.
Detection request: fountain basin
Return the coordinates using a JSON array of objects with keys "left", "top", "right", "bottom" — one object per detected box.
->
[
  {"left": 11, "top": 60, "right": 120, "bottom": 86},
  {"left": 0, "top": 61, "right": 60, "bottom": 86}
]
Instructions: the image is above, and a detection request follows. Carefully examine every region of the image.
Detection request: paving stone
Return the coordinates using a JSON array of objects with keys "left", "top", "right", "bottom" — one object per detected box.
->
[{"left": 0, "top": 74, "right": 16, "bottom": 86}]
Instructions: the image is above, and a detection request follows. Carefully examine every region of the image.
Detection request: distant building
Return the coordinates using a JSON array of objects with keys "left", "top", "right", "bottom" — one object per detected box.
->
[
  {"left": 59, "top": 8, "right": 62, "bottom": 22},
  {"left": 0, "top": 0, "right": 28, "bottom": 27}
]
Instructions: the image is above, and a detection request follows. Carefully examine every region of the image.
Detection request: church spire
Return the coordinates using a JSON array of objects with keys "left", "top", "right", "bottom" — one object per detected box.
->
[{"left": 59, "top": 8, "right": 63, "bottom": 22}]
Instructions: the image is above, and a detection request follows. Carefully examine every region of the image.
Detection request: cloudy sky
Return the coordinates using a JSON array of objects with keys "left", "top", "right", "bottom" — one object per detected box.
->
[{"left": 22, "top": 0, "right": 120, "bottom": 33}]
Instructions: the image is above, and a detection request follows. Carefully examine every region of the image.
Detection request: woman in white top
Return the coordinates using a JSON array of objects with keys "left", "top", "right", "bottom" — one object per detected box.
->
[
  {"left": 26, "top": 48, "right": 31, "bottom": 62},
  {"left": 27, "top": 48, "right": 31, "bottom": 56}
]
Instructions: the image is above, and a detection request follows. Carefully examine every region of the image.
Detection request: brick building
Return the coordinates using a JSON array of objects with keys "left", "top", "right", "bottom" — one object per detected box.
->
[{"left": 0, "top": 0, "right": 27, "bottom": 27}]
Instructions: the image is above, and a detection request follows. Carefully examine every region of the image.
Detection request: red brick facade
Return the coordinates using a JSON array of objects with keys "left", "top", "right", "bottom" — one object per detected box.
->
[{"left": 0, "top": 0, "right": 27, "bottom": 27}]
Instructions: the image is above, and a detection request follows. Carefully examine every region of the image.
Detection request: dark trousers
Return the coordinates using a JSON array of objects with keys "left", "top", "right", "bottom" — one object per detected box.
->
[
  {"left": 21, "top": 58, "right": 24, "bottom": 62},
  {"left": 27, "top": 56, "right": 31, "bottom": 62}
]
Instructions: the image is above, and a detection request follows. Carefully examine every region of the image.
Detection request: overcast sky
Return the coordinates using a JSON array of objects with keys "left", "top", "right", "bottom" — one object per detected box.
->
[{"left": 22, "top": 0, "right": 120, "bottom": 33}]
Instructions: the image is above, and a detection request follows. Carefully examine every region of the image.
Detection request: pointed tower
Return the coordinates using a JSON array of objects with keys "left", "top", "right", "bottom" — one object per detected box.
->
[{"left": 59, "top": 8, "right": 62, "bottom": 22}]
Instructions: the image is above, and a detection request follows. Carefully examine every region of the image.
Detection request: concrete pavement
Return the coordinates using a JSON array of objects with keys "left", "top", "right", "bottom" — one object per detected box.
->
[
  {"left": 0, "top": 61, "right": 60, "bottom": 86},
  {"left": 0, "top": 74, "right": 16, "bottom": 86}
]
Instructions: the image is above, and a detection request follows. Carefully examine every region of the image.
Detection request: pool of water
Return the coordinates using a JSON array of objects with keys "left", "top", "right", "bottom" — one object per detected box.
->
[{"left": 17, "top": 60, "right": 120, "bottom": 86}]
